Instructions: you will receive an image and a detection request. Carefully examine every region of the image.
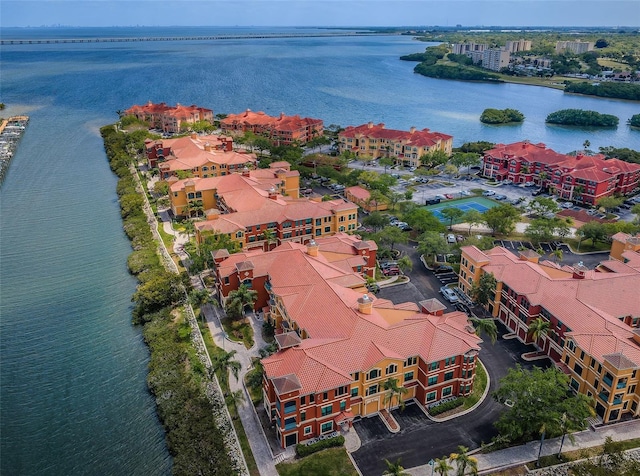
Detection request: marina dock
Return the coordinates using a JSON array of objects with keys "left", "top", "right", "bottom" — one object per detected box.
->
[{"left": 0, "top": 116, "right": 29, "bottom": 184}]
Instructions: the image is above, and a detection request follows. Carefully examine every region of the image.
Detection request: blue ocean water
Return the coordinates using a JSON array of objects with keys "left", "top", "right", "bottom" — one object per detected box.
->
[{"left": 0, "top": 26, "right": 638, "bottom": 475}]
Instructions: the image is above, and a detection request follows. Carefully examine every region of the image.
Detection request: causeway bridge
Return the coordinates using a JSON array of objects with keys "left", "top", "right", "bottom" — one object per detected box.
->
[{"left": 1, "top": 32, "right": 394, "bottom": 45}]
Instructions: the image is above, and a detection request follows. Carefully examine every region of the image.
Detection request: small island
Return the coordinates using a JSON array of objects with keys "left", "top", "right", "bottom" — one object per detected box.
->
[
  {"left": 629, "top": 114, "right": 640, "bottom": 128},
  {"left": 545, "top": 109, "right": 619, "bottom": 128},
  {"left": 480, "top": 108, "right": 525, "bottom": 124}
]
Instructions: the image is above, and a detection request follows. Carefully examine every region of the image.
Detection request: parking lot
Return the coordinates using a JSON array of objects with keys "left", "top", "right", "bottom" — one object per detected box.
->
[{"left": 495, "top": 239, "right": 609, "bottom": 268}]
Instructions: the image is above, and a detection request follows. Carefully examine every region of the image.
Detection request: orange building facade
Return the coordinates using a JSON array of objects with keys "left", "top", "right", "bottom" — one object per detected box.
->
[
  {"left": 220, "top": 110, "right": 324, "bottom": 146},
  {"left": 459, "top": 245, "right": 640, "bottom": 424},
  {"left": 125, "top": 101, "right": 213, "bottom": 133},
  {"left": 217, "top": 242, "right": 483, "bottom": 448}
]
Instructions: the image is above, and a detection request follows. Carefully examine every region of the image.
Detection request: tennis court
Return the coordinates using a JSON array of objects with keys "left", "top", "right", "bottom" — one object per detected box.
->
[{"left": 424, "top": 197, "right": 499, "bottom": 223}]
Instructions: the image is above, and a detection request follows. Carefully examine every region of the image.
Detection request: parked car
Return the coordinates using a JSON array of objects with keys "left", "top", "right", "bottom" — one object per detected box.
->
[
  {"left": 460, "top": 189, "right": 472, "bottom": 196},
  {"left": 494, "top": 194, "right": 507, "bottom": 200},
  {"left": 444, "top": 194, "right": 454, "bottom": 199},
  {"left": 502, "top": 179, "right": 513, "bottom": 185},
  {"left": 435, "top": 194, "right": 447, "bottom": 200},
  {"left": 425, "top": 198, "right": 441, "bottom": 205},
  {"left": 382, "top": 267, "right": 400, "bottom": 276},
  {"left": 561, "top": 201, "right": 573, "bottom": 209},
  {"left": 524, "top": 181, "right": 537, "bottom": 187},
  {"left": 434, "top": 265, "right": 454, "bottom": 274},
  {"left": 380, "top": 261, "right": 397, "bottom": 269},
  {"left": 440, "top": 286, "right": 459, "bottom": 303},
  {"left": 456, "top": 235, "right": 465, "bottom": 242},
  {"left": 482, "top": 190, "right": 495, "bottom": 196},
  {"left": 446, "top": 234, "right": 456, "bottom": 244},
  {"left": 532, "top": 189, "right": 544, "bottom": 196}
]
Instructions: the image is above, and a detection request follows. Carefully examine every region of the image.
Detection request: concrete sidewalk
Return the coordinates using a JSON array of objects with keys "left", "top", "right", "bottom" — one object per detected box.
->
[{"left": 403, "top": 420, "right": 640, "bottom": 475}]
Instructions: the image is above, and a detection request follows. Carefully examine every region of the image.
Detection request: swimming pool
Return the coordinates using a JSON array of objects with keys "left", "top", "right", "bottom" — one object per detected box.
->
[{"left": 424, "top": 197, "right": 499, "bottom": 223}]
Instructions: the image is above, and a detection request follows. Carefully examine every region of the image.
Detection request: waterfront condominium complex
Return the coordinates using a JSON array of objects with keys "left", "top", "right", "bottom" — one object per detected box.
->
[
  {"left": 337, "top": 122, "right": 453, "bottom": 167},
  {"left": 220, "top": 109, "right": 324, "bottom": 146},
  {"left": 144, "top": 133, "right": 256, "bottom": 178},
  {"left": 210, "top": 239, "right": 482, "bottom": 448},
  {"left": 168, "top": 164, "right": 359, "bottom": 250},
  {"left": 125, "top": 101, "right": 214, "bottom": 133},
  {"left": 482, "top": 141, "right": 640, "bottom": 204},
  {"left": 458, "top": 236, "right": 640, "bottom": 425},
  {"left": 505, "top": 39, "right": 532, "bottom": 53}
]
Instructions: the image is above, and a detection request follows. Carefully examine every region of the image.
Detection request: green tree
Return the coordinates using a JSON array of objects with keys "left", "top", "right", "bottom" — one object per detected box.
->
[
  {"left": 417, "top": 231, "right": 449, "bottom": 263},
  {"left": 462, "top": 209, "right": 485, "bottom": 235},
  {"left": 379, "top": 156, "right": 394, "bottom": 173},
  {"left": 383, "top": 377, "right": 409, "bottom": 411},
  {"left": 493, "top": 365, "right": 594, "bottom": 444},
  {"left": 434, "top": 457, "right": 454, "bottom": 476},
  {"left": 441, "top": 207, "right": 465, "bottom": 230},
  {"left": 383, "top": 458, "right": 410, "bottom": 476},
  {"left": 470, "top": 317, "right": 498, "bottom": 344},
  {"left": 449, "top": 445, "right": 478, "bottom": 476},
  {"left": 596, "top": 196, "right": 624, "bottom": 213},
  {"left": 470, "top": 272, "right": 497, "bottom": 307},
  {"left": 420, "top": 149, "right": 449, "bottom": 170},
  {"left": 632, "top": 203, "right": 640, "bottom": 224},
  {"left": 225, "top": 284, "right": 258, "bottom": 320},
  {"left": 397, "top": 255, "right": 413, "bottom": 274},
  {"left": 405, "top": 208, "right": 446, "bottom": 234},
  {"left": 362, "top": 211, "right": 389, "bottom": 232},
  {"left": 527, "top": 317, "right": 550, "bottom": 351},
  {"left": 375, "top": 225, "right": 408, "bottom": 251},
  {"left": 578, "top": 221, "right": 608, "bottom": 246},
  {"left": 444, "top": 163, "right": 459, "bottom": 177},
  {"left": 483, "top": 204, "right": 520, "bottom": 236},
  {"left": 210, "top": 349, "right": 242, "bottom": 388},
  {"left": 528, "top": 196, "right": 560, "bottom": 217}
]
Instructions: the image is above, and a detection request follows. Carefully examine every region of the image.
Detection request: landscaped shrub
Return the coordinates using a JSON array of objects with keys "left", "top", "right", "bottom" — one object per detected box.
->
[
  {"left": 295, "top": 435, "right": 345, "bottom": 457},
  {"left": 428, "top": 398, "right": 464, "bottom": 416}
]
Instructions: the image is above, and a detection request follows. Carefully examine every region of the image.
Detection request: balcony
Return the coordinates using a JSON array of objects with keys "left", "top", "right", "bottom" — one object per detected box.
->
[
  {"left": 613, "top": 395, "right": 623, "bottom": 405},
  {"left": 598, "top": 391, "right": 610, "bottom": 403},
  {"left": 617, "top": 380, "right": 627, "bottom": 390},
  {"left": 603, "top": 375, "right": 613, "bottom": 387}
]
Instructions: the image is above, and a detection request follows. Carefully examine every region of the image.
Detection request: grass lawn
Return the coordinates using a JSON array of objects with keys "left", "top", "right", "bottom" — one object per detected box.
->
[
  {"left": 221, "top": 316, "right": 254, "bottom": 349},
  {"left": 276, "top": 448, "right": 358, "bottom": 476},
  {"left": 535, "top": 437, "right": 640, "bottom": 470},
  {"left": 463, "top": 359, "right": 488, "bottom": 409}
]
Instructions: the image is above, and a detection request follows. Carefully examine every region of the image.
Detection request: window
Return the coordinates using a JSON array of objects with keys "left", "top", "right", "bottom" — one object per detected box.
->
[
  {"left": 309, "top": 394, "right": 315, "bottom": 403},
  {"left": 340, "top": 400, "right": 346, "bottom": 411},
  {"left": 304, "top": 426, "right": 312, "bottom": 435},
  {"left": 367, "top": 369, "right": 380, "bottom": 380},
  {"left": 300, "top": 396, "right": 305, "bottom": 405},
  {"left": 580, "top": 350, "right": 585, "bottom": 361},
  {"left": 336, "top": 386, "right": 348, "bottom": 396},
  {"left": 353, "top": 372, "right": 359, "bottom": 381},
  {"left": 351, "top": 387, "right": 359, "bottom": 397},
  {"left": 426, "top": 391, "right": 436, "bottom": 402},
  {"left": 442, "top": 386, "right": 452, "bottom": 397},
  {"left": 366, "top": 385, "right": 378, "bottom": 396},
  {"left": 386, "top": 364, "right": 397, "bottom": 375},
  {"left": 321, "top": 422, "right": 333, "bottom": 433},
  {"left": 321, "top": 405, "right": 332, "bottom": 416},
  {"left": 404, "top": 372, "right": 414, "bottom": 382},
  {"left": 573, "top": 363, "right": 583, "bottom": 377},
  {"left": 284, "top": 401, "right": 296, "bottom": 414},
  {"left": 571, "top": 379, "right": 580, "bottom": 391},
  {"left": 323, "top": 392, "right": 328, "bottom": 400},
  {"left": 300, "top": 411, "right": 306, "bottom": 422},
  {"left": 567, "top": 340, "right": 576, "bottom": 352},
  {"left": 445, "top": 357, "right": 456, "bottom": 367},
  {"left": 284, "top": 417, "right": 296, "bottom": 430},
  {"left": 405, "top": 356, "right": 417, "bottom": 366},
  {"left": 444, "top": 371, "right": 454, "bottom": 381},
  {"left": 429, "top": 362, "right": 439, "bottom": 371},
  {"left": 428, "top": 376, "right": 438, "bottom": 386}
]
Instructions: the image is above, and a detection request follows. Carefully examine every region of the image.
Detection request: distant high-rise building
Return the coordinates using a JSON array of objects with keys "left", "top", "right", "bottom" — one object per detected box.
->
[
  {"left": 505, "top": 39, "right": 532, "bottom": 53},
  {"left": 451, "top": 42, "right": 487, "bottom": 55},
  {"left": 555, "top": 40, "right": 594, "bottom": 54},
  {"left": 482, "top": 48, "right": 511, "bottom": 71}
]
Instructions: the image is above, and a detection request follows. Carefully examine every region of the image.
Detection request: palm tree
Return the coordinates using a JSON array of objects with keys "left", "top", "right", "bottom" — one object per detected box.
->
[
  {"left": 527, "top": 317, "right": 550, "bottom": 352},
  {"left": 211, "top": 349, "right": 242, "bottom": 388},
  {"left": 470, "top": 317, "right": 498, "bottom": 344},
  {"left": 261, "top": 228, "right": 276, "bottom": 251},
  {"left": 397, "top": 256, "right": 413, "bottom": 274},
  {"left": 383, "top": 377, "right": 408, "bottom": 411},
  {"left": 449, "top": 445, "right": 478, "bottom": 476},
  {"left": 382, "top": 458, "right": 409, "bottom": 476},
  {"left": 225, "top": 389, "right": 246, "bottom": 408},
  {"left": 225, "top": 284, "right": 258, "bottom": 320},
  {"left": 552, "top": 249, "right": 563, "bottom": 263},
  {"left": 434, "top": 457, "right": 454, "bottom": 476},
  {"left": 181, "top": 219, "right": 196, "bottom": 241}
]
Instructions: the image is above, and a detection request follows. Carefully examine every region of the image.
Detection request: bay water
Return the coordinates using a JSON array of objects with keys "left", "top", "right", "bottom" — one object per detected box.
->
[{"left": 1, "top": 26, "right": 638, "bottom": 475}]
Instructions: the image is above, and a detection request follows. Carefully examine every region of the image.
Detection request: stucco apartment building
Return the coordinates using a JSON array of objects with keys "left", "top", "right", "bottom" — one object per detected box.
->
[
  {"left": 344, "top": 185, "right": 388, "bottom": 213},
  {"left": 220, "top": 109, "right": 324, "bottom": 146},
  {"left": 482, "top": 141, "right": 640, "bottom": 205},
  {"left": 212, "top": 233, "right": 377, "bottom": 311},
  {"left": 337, "top": 122, "right": 453, "bottom": 167},
  {"left": 125, "top": 101, "right": 214, "bottom": 133},
  {"left": 213, "top": 240, "right": 482, "bottom": 448},
  {"left": 555, "top": 40, "right": 594, "bottom": 54},
  {"left": 169, "top": 167, "right": 359, "bottom": 249},
  {"left": 459, "top": 241, "right": 640, "bottom": 424},
  {"left": 144, "top": 133, "right": 255, "bottom": 177}
]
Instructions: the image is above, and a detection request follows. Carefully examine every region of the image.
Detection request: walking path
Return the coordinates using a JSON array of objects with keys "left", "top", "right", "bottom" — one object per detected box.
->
[
  {"left": 402, "top": 419, "right": 640, "bottom": 475},
  {"left": 160, "top": 212, "right": 282, "bottom": 476}
]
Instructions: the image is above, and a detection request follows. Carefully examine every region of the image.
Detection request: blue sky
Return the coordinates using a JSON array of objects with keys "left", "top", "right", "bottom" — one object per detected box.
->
[{"left": 1, "top": 1, "right": 637, "bottom": 28}]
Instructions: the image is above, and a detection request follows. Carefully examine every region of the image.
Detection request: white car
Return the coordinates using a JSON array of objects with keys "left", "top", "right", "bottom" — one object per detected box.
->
[
  {"left": 561, "top": 201, "right": 573, "bottom": 209},
  {"left": 482, "top": 190, "right": 495, "bottom": 196},
  {"left": 460, "top": 190, "right": 472, "bottom": 196},
  {"left": 447, "top": 234, "right": 456, "bottom": 244},
  {"left": 440, "top": 286, "right": 459, "bottom": 303}
]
